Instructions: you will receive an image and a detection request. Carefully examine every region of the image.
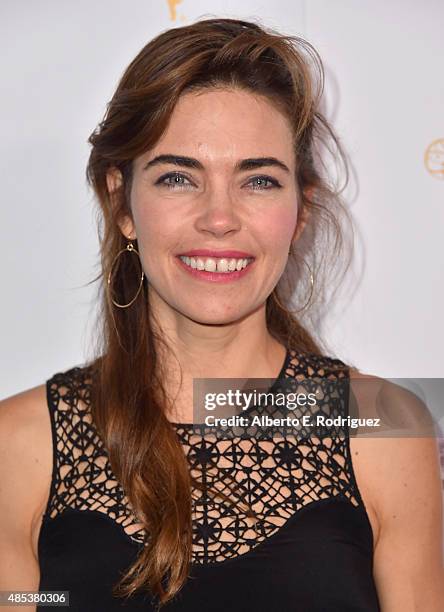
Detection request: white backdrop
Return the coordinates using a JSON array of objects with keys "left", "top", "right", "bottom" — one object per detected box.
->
[{"left": 1, "top": 0, "right": 443, "bottom": 401}]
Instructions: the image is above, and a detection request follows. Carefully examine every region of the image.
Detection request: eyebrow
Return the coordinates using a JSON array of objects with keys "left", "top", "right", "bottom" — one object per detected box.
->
[{"left": 143, "top": 154, "right": 290, "bottom": 174}]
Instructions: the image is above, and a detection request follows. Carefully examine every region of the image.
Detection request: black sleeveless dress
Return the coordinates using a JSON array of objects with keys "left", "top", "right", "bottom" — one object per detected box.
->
[{"left": 37, "top": 347, "right": 381, "bottom": 611}]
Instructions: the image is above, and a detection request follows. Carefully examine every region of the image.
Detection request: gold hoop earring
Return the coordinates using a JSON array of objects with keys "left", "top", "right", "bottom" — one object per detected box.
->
[
  {"left": 107, "top": 240, "right": 145, "bottom": 308},
  {"left": 272, "top": 259, "right": 315, "bottom": 314}
]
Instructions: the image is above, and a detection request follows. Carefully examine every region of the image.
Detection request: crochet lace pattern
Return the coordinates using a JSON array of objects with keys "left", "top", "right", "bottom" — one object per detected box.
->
[{"left": 44, "top": 348, "right": 362, "bottom": 564}]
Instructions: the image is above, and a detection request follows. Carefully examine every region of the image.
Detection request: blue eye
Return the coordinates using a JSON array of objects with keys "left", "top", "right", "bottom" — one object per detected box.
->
[
  {"left": 248, "top": 176, "right": 281, "bottom": 190},
  {"left": 156, "top": 172, "right": 193, "bottom": 189}
]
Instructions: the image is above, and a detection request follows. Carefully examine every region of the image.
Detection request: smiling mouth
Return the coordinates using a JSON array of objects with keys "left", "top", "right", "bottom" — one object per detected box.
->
[{"left": 177, "top": 254, "right": 255, "bottom": 273}]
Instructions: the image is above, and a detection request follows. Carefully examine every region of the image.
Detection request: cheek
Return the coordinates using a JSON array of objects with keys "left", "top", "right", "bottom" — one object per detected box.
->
[
  {"left": 131, "top": 195, "right": 178, "bottom": 249},
  {"left": 261, "top": 206, "right": 298, "bottom": 249},
  {"left": 129, "top": 203, "right": 168, "bottom": 275}
]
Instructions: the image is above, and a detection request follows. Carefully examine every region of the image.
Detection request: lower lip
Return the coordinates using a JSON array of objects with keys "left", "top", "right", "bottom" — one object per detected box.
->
[{"left": 175, "top": 256, "right": 255, "bottom": 283}]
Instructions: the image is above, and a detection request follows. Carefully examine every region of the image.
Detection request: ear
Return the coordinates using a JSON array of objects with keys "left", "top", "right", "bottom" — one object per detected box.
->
[
  {"left": 291, "top": 200, "right": 311, "bottom": 243},
  {"left": 106, "top": 167, "right": 136, "bottom": 240},
  {"left": 304, "top": 185, "right": 315, "bottom": 201}
]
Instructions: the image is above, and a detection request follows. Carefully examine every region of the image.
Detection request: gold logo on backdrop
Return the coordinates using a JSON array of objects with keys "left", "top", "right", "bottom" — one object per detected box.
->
[
  {"left": 167, "top": 0, "right": 185, "bottom": 21},
  {"left": 424, "top": 138, "right": 444, "bottom": 179}
]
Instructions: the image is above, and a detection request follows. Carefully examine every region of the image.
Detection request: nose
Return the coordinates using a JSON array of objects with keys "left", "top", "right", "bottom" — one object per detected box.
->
[{"left": 194, "top": 184, "right": 242, "bottom": 238}]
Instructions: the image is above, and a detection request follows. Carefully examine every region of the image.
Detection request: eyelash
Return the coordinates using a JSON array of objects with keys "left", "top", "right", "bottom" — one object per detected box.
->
[{"left": 155, "top": 172, "right": 282, "bottom": 191}]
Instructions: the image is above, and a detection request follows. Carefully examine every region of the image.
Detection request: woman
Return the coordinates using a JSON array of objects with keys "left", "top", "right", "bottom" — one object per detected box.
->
[{"left": 0, "top": 17, "right": 443, "bottom": 612}]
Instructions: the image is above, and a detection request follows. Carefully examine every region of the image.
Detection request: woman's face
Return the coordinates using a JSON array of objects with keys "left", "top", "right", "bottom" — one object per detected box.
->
[{"left": 109, "top": 87, "right": 305, "bottom": 325}]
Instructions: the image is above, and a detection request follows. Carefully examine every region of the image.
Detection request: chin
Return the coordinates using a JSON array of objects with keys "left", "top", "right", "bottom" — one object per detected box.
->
[{"left": 184, "top": 305, "right": 248, "bottom": 326}]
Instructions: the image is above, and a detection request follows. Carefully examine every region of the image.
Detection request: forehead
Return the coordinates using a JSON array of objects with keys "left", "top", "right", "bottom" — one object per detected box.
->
[{"left": 142, "top": 88, "right": 295, "bottom": 168}]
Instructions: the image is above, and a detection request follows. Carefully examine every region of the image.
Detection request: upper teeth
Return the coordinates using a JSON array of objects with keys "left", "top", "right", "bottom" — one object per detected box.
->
[{"left": 179, "top": 256, "right": 253, "bottom": 273}]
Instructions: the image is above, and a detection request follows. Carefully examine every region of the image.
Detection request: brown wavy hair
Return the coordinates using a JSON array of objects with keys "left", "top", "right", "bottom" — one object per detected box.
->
[{"left": 85, "top": 16, "right": 353, "bottom": 607}]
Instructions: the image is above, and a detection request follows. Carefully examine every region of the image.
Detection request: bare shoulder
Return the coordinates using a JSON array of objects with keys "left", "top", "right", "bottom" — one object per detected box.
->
[
  {"left": 0, "top": 383, "right": 53, "bottom": 558},
  {"left": 0, "top": 383, "right": 48, "bottom": 423},
  {"left": 347, "top": 367, "right": 444, "bottom": 607},
  {"left": 0, "top": 383, "right": 51, "bottom": 458},
  {"left": 347, "top": 367, "right": 440, "bottom": 524},
  {"left": 348, "top": 366, "right": 434, "bottom": 431}
]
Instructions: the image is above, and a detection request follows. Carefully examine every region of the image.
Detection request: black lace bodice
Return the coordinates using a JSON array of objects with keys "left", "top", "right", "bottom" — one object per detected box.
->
[{"left": 42, "top": 348, "right": 367, "bottom": 565}]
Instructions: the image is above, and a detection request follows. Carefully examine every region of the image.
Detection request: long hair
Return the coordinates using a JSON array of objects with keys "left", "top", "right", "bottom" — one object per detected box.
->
[{"left": 85, "top": 16, "right": 353, "bottom": 606}]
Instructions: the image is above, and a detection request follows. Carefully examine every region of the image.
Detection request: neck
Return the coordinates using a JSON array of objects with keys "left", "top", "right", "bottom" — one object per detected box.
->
[{"left": 149, "top": 295, "right": 287, "bottom": 423}]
